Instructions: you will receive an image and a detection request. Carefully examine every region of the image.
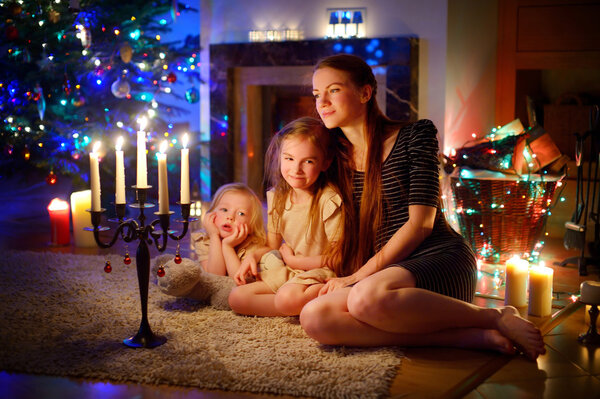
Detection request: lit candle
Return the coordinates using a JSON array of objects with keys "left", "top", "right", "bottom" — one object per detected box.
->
[
  {"left": 115, "top": 136, "right": 126, "bottom": 204},
  {"left": 157, "top": 140, "right": 169, "bottom": 214},
  {"left": 528, "top": 264, "right": 554, "bottom": 317},
  {"left": 180, "top": 133, "right": 190, "bottom": 204},
  {"left": 47, "top": 198, "right": 70, "bottom": 246},
  {"left": 70, "top": 190, "right": 97, "bottom": 247},
  {"left": 137, "top": 117, "right": 148, "bottom": 188},
  {"left": 504, "top": 256, "right": 528, "bottom": 308},
  {"left": 89, "top": 141, "right": 101, "bottom": 211}
]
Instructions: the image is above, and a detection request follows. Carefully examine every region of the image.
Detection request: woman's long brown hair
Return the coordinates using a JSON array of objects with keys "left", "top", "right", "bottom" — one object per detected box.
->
[{"left": 314, "top": 54, "right": 408, "bottom": 276}]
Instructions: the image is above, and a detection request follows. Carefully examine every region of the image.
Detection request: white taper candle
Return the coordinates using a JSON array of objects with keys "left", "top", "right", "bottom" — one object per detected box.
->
[
  {"left": 136, "top": 117, "right": 148, "bottom": 188},
  {"left": 89, "top": 141, "right": 101, "bottom": 211},
  {"left": 180, "top": 133, "right": 190, "bottom": 204},
  {"left": 115, "top": 136, "right": 126, "bottom": 204},
  {"left": 157, "top": 141, "right": 169, "bottom": 214}
]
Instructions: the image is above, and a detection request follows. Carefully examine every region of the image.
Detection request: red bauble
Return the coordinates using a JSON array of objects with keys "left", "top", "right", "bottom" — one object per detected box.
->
[
  {"left": 174, "top": 254, "right": 182, "bottom": 264},
  {"left": 104, "top": 261, "right": 112, "bottom": 273},
  {"left": 123, "top": 254, "right": 131, "bottom": 265},
  {"left": 167, "top": 72, "right": 177, "bottom": 83},
  {"left": 6, "top": 25, "right": 18, "bottom": 41},
  {"left": 157, "top": 265, "right": 165, "bottom": 277},
  {"left": 46, "top": 172, "right": 57, "bottom": 185}
]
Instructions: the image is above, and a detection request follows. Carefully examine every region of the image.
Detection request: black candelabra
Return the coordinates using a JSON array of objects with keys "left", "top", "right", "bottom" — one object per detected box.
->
[{"left": 87, "top": 186, "right": 193, "bottom": 348}]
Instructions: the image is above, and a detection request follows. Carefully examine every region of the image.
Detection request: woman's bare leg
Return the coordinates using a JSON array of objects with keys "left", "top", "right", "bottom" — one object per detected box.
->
[
  {"left": 228, "top": 281, "right": 285, "bottom": 316},
  {"left": 275, "top": 283, "right": 324, "bottom": 316},
  {"left": 300, "top": 288, "right": 516, "bottom": 354},
  {"left": 300, "top": 272, "right": 545, "bottom": 360},
  {"left": 345, "top": 267, "right": 545, "bottom": 359}
]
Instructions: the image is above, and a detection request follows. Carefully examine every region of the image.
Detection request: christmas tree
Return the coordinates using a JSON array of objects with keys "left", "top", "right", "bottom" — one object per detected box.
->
[{"left": 0, "top": 0, "right": 200, "bottom": 188}]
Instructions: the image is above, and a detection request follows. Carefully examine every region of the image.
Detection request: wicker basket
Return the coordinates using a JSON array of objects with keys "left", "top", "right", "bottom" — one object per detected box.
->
[{"left": 450, "top": 170, "right": 561, "bottom": 263}]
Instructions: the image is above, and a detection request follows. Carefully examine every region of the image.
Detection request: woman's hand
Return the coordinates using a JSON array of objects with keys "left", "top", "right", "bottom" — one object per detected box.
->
[
  {"left": 202, "top": 212, "right": 220, "bottom": 237},
  {"left": 319, "top": 275, "right": 358, "bottom": 296},
  {"left": 222, "top": 223, "right": 248, "bottom": 248},
  {"left": 234, "top": 254, "right": 258, "bottom": 286}
]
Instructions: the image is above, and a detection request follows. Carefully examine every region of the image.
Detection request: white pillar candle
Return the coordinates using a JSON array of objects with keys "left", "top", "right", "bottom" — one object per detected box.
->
[
  {"left": 528, "top": 265, "right": 554, "bottom": 317},
  {"left": 89, "top": 141, "right": 101, "bottom": 211},
  {"left": 504, "top": 256, "right": 528, "bottom": 308},
  {"left": 136, "top": 117, "right": 148, "bottom": 188},
  {"left": 180, "top": 133, "right": 190, "bottom": 204},
  {"left": 157, "top": 141, "right": 169, "bottom": 214},
  {"left": 70, "top": 190, "right": 97, "bottom": 247},
  {"left": 115, "top": 136, "right": 126, "bottom": 204}
]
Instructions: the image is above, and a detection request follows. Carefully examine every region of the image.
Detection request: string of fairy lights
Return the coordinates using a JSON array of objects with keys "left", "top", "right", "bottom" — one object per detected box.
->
[
  {"left": 0, "top": 0, "right": 200, "bottom": 185},
  {"left": 443, "top": 125, "right": 568, "bottom": 269}
]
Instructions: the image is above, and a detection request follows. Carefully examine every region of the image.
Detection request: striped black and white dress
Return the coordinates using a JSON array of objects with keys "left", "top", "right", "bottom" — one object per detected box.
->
[{"left": 352, "top": 119, "right": 477, "bottom": 302}]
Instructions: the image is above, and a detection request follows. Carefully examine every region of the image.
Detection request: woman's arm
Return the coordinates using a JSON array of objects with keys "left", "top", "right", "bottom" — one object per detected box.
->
[{"left": 320, "top": 204, "right": 436, "bottom": 293}]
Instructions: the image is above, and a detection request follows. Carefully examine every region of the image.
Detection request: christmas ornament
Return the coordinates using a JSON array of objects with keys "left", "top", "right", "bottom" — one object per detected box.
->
[
  {"left": 157, "top": 265, "right": 165, "bottom": 277},
  {"left": 167, "top": 72, "right": 177, "bottom": 83},
  {"left": 63, "top": 74, "right": 72, "bottom": 96},
  {"left": 46, "top": 171, "right": 57, "bottom": 185},
  {"left": 171, "top": 0, "right": 178, "bottom": 22},
  {"left": 34, "top": 84, "right": 46, "bottom": 120},
  {"left": 77, "top": 24, "right": 92, "bottom": 48},
  {"left": 123, "top": 254, "right": 131, "bottom": 264},
  {"left": 104, "top": 260, "right": 112, "bottom": 273},
  {"left": 22, "top": 146, "right": 30, "bottom": 161},
  {"left": 69, "top": 0, "right": 80, "bottom": 13},
  {"left": 8, "top": 3, "right": 23, "bottom": 16},
  {"left": 71, "top": 94, "right": 85, "bottom": 107},
  {"left": 111, "top": 77, "right": 131, "bottom": 98},
  {"left": 6, "top": 25, "right": 18, "bottom": 41},
  {"left": 48, "top": 9, "right": 61, "bottom": 23},
  {"left": 174, "top": 242, "right": 182, "bottom": 264},
  {"left": 119, "top": 43, "right": 133, "bottom": 63},
  {"left": 185, "top": 87, "right": 199, "bottom": 104}
]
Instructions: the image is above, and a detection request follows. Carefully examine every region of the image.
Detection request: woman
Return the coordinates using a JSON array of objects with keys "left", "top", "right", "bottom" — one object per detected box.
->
[{"left": 299, "top": 54, "right": 545, "bottom": 360}]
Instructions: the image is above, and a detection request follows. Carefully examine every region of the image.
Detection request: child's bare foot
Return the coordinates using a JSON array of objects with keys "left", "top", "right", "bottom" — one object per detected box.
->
[{"left": 497, "top": 306, "right": 546, "bottom": 360}]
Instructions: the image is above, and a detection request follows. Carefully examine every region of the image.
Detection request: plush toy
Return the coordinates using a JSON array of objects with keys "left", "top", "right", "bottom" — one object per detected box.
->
[{"left": 152, "top": 255, "right": 236, "bottom": 310}]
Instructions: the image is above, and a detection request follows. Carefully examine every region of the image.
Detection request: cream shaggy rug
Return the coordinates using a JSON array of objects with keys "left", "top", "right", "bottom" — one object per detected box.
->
[{"left": 0, "top": 250, "right": 403, "bottom": 398}]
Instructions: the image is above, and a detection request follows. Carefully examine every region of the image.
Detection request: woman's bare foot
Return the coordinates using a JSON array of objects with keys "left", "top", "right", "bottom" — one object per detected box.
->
[{"left": 496, "top": 306, "right": 546, "bottom": 360}]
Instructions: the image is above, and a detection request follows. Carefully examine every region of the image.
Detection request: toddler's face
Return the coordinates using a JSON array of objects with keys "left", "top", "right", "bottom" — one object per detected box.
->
[{"left": 213, "top": 191, "right": 252, "bottom": 238}]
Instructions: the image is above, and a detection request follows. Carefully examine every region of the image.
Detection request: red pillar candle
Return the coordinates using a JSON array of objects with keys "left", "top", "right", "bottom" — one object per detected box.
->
[{"left": 47, "top": 198, "right": 70, "bottom": 246}]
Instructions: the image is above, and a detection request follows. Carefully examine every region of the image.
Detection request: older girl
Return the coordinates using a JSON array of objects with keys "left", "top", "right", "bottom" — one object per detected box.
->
[{"left": 229, "top": 117, "right": 347, "bottom": 316}]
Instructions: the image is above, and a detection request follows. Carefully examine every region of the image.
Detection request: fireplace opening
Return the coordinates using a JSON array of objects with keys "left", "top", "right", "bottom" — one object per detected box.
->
[{"left": 246, "top": 84, "right": 316, "bottom": 198}]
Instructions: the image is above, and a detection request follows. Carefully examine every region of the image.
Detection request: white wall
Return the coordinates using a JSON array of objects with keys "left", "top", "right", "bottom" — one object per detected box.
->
[
  {"left": 200, "top": 0, "right": 449, "bottom": 140},
  {"left": 445, "top": 0, "right": 498, "bottom": 155}
]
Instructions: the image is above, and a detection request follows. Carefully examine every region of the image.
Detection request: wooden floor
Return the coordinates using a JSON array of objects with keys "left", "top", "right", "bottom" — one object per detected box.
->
[{"left": 1, "top": 174, "right": 600, "bottom": 398}]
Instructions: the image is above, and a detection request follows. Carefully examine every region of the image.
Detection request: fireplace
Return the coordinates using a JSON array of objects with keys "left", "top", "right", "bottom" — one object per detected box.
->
[{"left": 209, "top": 37, "right": 418, "bottom": 197}]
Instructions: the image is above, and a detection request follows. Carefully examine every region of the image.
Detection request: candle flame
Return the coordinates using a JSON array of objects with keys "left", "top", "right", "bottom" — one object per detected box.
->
[
  {"left": 160, "top": 140, "right": 168, "bottom": 154},
  {"left": 92, "top": 141, "right": 101, "bottom": 153},
  {"left": 47, "top": 198, "right": 69, "bottom": 211},
  {"left": 182, "top": 132, "right": 189, "bottom": 149},
  {"left": 116, "top": 136, "right": 123, "bottom": 151},
  {"left": 138, "top": 116, "right": 148, "bottom": 131}
]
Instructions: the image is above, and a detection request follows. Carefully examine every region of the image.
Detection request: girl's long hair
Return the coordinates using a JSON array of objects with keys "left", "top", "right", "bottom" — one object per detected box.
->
[
  {"left": 264, "top": 117, "right": 347, "bottom": 273},
  {"left": 314, "top": 54, "right": 409, "bottom": 276},
  {"left": 207, "top": 183, "right": 267, "bottom": 249}
]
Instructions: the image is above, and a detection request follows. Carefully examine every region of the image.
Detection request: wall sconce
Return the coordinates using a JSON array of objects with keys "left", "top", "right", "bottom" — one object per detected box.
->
[
  {"left": 248, "top": 29, "right": 304, "bottom": 42},
  {"left": 326, "top": 8, "right": 366, "bottom": 38}
]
